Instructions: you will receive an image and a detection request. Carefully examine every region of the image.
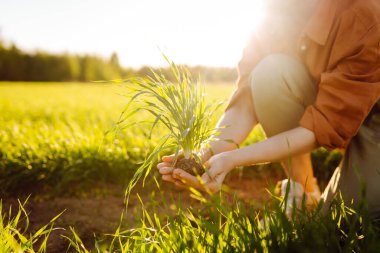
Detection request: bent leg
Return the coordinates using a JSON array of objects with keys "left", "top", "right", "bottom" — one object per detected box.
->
[
  {"left": 283, "top": 153, "right": 316, "bottom": 192},
  {"left": 249, "top": 54, "right": 318, "bottom": 192}
]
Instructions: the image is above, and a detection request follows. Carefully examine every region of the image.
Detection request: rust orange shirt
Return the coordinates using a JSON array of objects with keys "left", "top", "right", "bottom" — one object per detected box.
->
[{"left": 230, "top": 0, "right": 380, "bottom": 150}]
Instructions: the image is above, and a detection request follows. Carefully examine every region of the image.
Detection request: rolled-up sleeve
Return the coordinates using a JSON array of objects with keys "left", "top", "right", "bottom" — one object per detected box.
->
[{"left": 300, "top": 25, "right": 380, "bottom": 149}]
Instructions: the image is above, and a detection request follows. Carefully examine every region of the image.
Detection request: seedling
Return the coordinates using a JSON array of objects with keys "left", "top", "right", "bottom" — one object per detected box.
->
[{"left": 116, "top": 56, "right": 223, "bottom": 195}]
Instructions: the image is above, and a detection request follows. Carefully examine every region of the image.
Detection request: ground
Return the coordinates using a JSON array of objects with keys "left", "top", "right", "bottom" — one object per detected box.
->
[{"left": 2, "top": 167, "right": 283, "bottom": 252}]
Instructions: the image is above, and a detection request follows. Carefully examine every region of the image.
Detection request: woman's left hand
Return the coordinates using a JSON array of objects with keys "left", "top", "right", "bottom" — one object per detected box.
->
[{"left": 172, "top": 152, "right": 235, "bottom": 193}]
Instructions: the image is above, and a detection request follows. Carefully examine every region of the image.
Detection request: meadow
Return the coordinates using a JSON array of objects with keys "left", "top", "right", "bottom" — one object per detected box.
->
[
  {"left": 0, "top": 82, "right": 233, "bottom": 195},
  {"left": 1, "top": 82, "right": 377, "bottom": 252}
]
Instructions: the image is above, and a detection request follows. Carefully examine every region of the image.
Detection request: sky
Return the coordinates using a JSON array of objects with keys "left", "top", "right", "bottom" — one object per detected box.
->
[{"left": 0, "top": 0, "right": 265, "bottom": 68}]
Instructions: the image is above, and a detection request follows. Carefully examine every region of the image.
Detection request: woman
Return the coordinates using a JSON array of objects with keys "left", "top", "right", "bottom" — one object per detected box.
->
[{"left": 157, "top": 0, "right": 380, "bottom": 219}]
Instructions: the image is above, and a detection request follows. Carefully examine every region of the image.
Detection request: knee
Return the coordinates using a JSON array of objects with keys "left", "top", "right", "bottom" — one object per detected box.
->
[
  {"left": 248, "top": 54, "right": 313, "bottom": 136},
  {"left": 249, "top": 54, "right": 292, "bottom": 93}
]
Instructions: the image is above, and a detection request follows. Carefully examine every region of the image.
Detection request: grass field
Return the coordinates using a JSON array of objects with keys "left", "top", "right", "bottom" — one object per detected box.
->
[
  {"left": 2, "top": 82, "right": 376, "bottom": 252},
  {"left": 0, "top": 82, "right": 236, "bottom": 194}
]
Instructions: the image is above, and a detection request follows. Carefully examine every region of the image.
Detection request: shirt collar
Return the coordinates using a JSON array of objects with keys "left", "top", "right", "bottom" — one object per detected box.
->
[{"left": 304, "top": 0, "right": 338, "bottom": 45}]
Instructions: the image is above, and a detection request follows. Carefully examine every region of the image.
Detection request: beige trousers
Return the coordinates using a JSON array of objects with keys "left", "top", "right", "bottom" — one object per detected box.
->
[{"left": 249, "top": 54, "right": 380, "bottom": 220}]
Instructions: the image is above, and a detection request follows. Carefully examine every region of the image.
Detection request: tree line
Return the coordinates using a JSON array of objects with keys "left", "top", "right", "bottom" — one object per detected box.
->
[{"left": 0, "top": 41, "right": 237, "bottom": 83}]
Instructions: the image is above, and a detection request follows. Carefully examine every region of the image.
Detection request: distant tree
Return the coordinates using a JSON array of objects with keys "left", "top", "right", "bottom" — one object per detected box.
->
[
  {"left": 0, "top": 42, "right": 236, "bottom": 83},
  {"left": 110, "top": 52, "right": 120, "bottom": 68},
  {"left": 136, "top": 66, "right": 151, "bottom": 77}
]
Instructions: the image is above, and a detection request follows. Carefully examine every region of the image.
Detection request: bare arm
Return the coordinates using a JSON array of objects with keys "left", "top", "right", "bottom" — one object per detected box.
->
[
  {"left": 203, "top": 90, "right": 258, "bottom": 158},
  {"left": 172, "top": 126, "right": 318, "bottom": 192},
  {"left": 227, "top": 126, "right": 317, "bottom": 167}
]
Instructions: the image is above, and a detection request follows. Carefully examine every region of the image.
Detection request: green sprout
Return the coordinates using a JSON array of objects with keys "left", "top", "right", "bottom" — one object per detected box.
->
[{"left": 115, "top": 55, "right": 223, "bottom": 199}]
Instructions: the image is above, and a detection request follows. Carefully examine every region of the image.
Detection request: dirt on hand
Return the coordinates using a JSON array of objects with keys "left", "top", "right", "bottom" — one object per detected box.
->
[{"left": 174, "top": 156, "right": 205, "bottom": 175}]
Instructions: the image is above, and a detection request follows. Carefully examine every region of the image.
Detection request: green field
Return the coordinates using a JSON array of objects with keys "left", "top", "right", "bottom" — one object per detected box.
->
[
  {"left": 1, "top": 82, "right": 377, "bottom": 252},
  {"left": 0, "top": 82, "right": 340, "bottom": 194},
  {"left": 0, "top": 82, "right": 236, "bottom": 194}
]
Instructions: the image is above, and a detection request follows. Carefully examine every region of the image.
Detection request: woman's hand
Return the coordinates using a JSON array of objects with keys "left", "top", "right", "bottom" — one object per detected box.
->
[
  {"left": 175, "top": 152, "right": 235, "bottom": 193},
  {"left": 156, "top": 148, "right": 213, "bottom": 187},
  {"left": 157, "top": 152, "right": 236, "bottom": 193}
]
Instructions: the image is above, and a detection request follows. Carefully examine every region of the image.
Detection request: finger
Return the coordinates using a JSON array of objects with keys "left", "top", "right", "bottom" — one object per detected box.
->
[
  {"left": 205, "top": 181, "right": 221, "bottom": 194},
  {"left": 202, "top": 167, "right": 215, "bottom": 181},
  {"left": 174, "top": 180, "right": 188, "bottom": 189},
  {"left": 162, "top": 175, "right": 176, "bottom": 183},
  {"left": 159, "top": 167, "right": 174, "bottom": 175},
  {"left": 201, "top": 173, "right": 211, "bottom": 184},
  {"left": 162, "top": 155, "right": 175, "bottom": 163},
  {"left": 163, "top": 150, "right": 184, "bottom": 163},
  {"left": 172, "top": 169, "right": 202, "bottom": 189},
  {"left": 203, "top": 160, "right": 210, "bottom": 170},
  {"left": 157, "top": 162, "right": 172, "bottom": 169}
]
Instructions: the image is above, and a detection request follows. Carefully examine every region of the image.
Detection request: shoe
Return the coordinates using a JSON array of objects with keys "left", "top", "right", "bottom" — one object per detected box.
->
[{"left": 280, "top": 178, "right": 321, "bottom": 218}]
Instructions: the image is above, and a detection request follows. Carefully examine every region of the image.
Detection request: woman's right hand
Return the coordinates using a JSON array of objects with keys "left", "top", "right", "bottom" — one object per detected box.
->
[
  {"left": 157, "top": 148, "right": 212, "bottom": 187},
  {"left": 172, "top": 151, "right": 235, "bottom": 193}
]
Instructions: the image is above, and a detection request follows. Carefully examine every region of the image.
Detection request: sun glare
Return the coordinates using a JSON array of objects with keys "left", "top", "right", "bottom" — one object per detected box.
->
[
  {"left": 0, "top": 0, "right": 266, "bottom": 67},
  {"left": 126, "top": 0, "right": 266, "bottom": 67}
]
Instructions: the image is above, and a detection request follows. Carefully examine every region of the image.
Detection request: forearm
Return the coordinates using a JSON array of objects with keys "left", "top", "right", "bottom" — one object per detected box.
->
[
  {"left": 227, "top": 127, "right": 318, "bottom": 167},
  {"left": 206, "top": 92, "right": 257, "bottom": 156}
]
